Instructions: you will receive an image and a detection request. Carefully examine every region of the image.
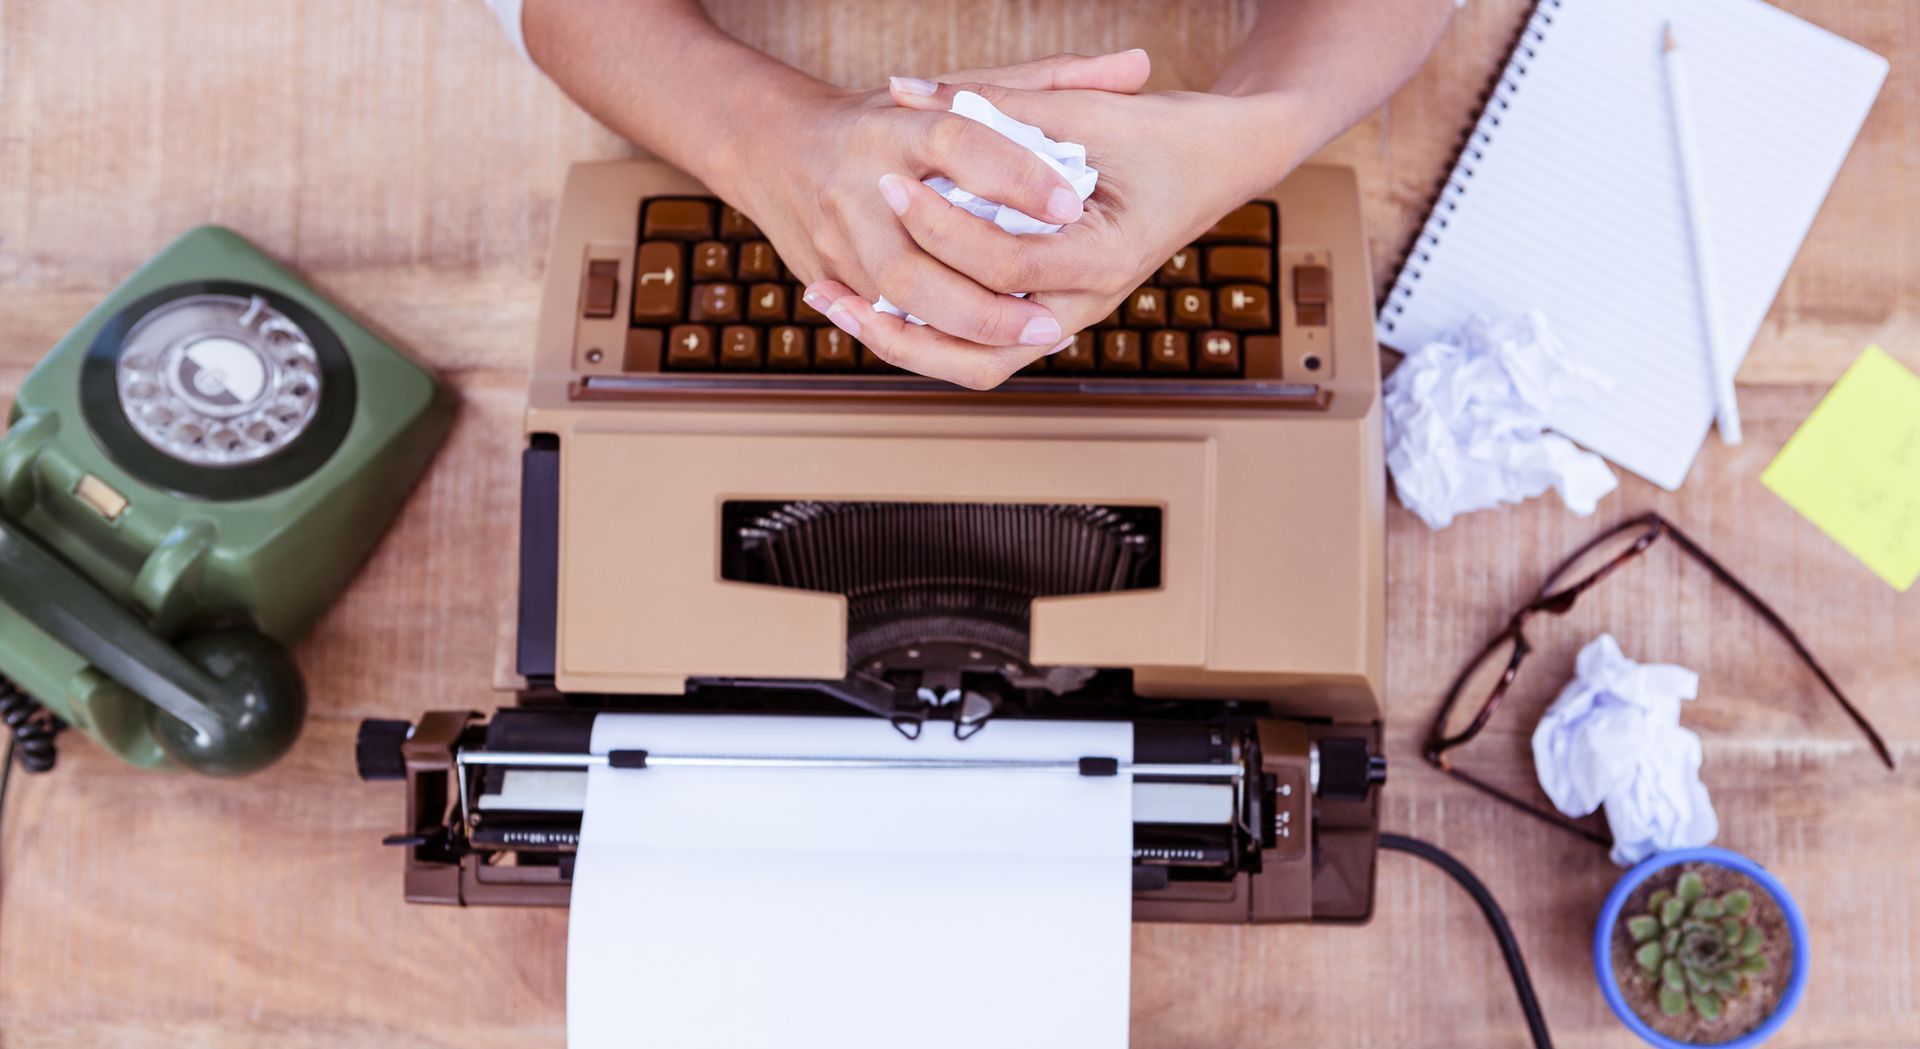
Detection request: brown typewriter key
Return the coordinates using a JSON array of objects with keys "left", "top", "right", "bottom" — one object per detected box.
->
[
  {"left": 1099, "top": 331, "right": 1143, "bottom": 371},
  {"left": 1244, "top": 334, "right": 1281, "bottom": 377},
  {"left": 643, "top": 199, "right": 716, "bottom": 241},
  {"left": 719, "top": 326, "right": 762, "bottom": 369},
  {"left": 1171, "top": 287, "right": 1212, "bottom": 329},
  {"left": 1195, "top": 331, "right": 1241, "bottom": 374},
  {"left": 767, "top": 326, "right": 809, "bottom": 369},
  {"left": 692, "top": 241, "right": 732, "bottom": 280},
  {"left": 813, "top": 327, "right": 857, "bottom": 369},
  {"left": 631, "top": 242, "right": 685, "bottom": 323},
  {"left": 1098, "top": 305, "right": 1123, "bottom": 328},
  {"left": 1199, "top": 202, "right": 1274, "bottom": 245},
  {"left": 747, "top": 284, "right": 789, "bottom": 324},
  {"left": 1052, "top": 332, "right": 1096, "bottom": 371},
  {"left": 1159, "top": 247, "right": 1201, "bottom": 286},
  {"left": 1124, "top": 287, "right": 1168, "bottom": 328},
  {"left": 719, "top": 205, "right": 761, "bottom": 241},
  {"left": 664, "top": 325, "right": 717, "bottom": 369},
  {"left": 858, "top": 346, "right": 895, "bottom": 372},
  {"left": 1217, "top": 284, "right": 1273, "bottom": 331},
  {"left": 689, "top": 283, "right": 742, "bottom": 323},
  {"left": 622, "top": 329, "right": 663, "bottom": 372},
  {"left": 1147, "top": 331, "right": 1191, "bottom": 372},
  {"left": 793, "top": 284, "right": 827, "bottom": 324},
  {"left": 1206, "top": 245, "right": 1273, "bottom": 286},
  {"left": 737, "top": 241, "right": 781, "bottom": 283}
]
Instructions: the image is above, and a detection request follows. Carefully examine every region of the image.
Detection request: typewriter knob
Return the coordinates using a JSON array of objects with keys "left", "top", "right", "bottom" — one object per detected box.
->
[
  {"left": 355, "top": 718, "right": 413, "bottom": 782},
  {"left": 1313, "top": 737, "right": 1387, "bottom": 802}
]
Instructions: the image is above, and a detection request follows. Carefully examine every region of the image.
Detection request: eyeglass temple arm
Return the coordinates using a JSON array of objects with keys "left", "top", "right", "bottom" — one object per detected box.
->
[
  {"left": 1662, "top": 520, "right": 1897, "bottom": 770},
  {"left": 1438, "top": 764, "right": 1613, "bottom": 848}
]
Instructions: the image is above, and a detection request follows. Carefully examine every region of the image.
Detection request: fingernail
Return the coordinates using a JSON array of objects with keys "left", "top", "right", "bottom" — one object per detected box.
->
[
  {"left": 825, "top": 302, "right": 862, "bottom": 340},
  {"left": 890, "top": 75, "right": 937, "bottom": 96},
  {"left": 1124, "top": 48, "right": 1147, "bottom": 57},
  {"left": 877, "top": 174, "right": 910, "bottom": 216},
  {"left": 1019, "top": 316, "right": 1063, "bottom": 346},
  {"left": 1047, "top": 186, "right": 1083, "bottom": 224},
  {"left": 1045, "top": 336, "right": 1074, "bottom": 356},
  {"left": 802, "top": 286, "right": 829, "bottom": 310}
]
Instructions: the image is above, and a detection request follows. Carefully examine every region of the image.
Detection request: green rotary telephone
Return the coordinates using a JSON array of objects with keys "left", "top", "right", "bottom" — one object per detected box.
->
[{"left": 0, "top": 226, "right": 453, "bottom": 776}]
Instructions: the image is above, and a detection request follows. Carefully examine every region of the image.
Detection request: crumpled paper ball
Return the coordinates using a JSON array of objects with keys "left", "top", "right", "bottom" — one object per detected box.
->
[
  {"left": 1532, "top": 633, "right": 1718, "bottom": 866},
  {"left": 1384, "top": 311, "right": 1619, "bottom": 529}
]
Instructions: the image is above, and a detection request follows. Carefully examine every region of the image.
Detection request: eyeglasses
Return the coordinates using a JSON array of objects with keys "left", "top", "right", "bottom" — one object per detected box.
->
[{"left": 1424, "top": 511, "right": 1896, "bottom": 847}]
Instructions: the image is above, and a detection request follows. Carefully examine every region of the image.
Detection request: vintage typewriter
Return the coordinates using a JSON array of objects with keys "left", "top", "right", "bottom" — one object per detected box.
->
[{"left": 361, "top": 159, "right": 1388, "bottom": 922}]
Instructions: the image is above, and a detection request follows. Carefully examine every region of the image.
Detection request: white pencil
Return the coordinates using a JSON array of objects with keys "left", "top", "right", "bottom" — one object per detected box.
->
[{"left": 1663, "top": 23, "right": 1742, "bottom": 445}]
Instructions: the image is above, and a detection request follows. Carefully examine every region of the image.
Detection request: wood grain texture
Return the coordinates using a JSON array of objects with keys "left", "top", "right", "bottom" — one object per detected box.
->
[{"left": 1, "top": 1, "right": 1915, "bottom": 1046}]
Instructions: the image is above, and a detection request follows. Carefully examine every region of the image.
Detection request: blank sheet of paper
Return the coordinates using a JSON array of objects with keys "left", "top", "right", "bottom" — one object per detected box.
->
[
  {"left": 567, "top": 714, "right": 1134, "bottom": 1049},
  {"left": 1762, "top": 346, "right": 1920, "bottom": 591},
  {"left": 1376, "top": 0, "right": 1887, "bottom": 490}
]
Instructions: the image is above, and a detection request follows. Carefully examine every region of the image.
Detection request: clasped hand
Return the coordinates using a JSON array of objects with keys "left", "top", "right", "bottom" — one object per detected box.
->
[{"left": 710, "top": 50, "right": 1304, "bottom": 389}]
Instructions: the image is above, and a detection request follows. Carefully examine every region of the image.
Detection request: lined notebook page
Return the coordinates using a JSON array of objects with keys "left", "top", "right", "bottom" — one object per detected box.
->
[{"left": 1377, "top": 0, "right": 1886, "bottom": 490}]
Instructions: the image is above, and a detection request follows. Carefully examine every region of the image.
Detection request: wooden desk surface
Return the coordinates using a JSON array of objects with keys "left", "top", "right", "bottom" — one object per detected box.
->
[{"left": 1, "top": 2, "right": 1914, "bottom": 1045}]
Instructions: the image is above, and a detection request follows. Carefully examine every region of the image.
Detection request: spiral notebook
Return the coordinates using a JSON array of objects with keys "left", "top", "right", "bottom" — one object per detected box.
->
[{"left": 1376, "top": 0, "right": 1887, "bottom": 490}]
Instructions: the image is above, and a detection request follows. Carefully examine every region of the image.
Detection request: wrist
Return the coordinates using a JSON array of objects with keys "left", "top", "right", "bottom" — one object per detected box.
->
[
  {"left": 1212, "top": 91, "right": 1316, "bottom": 198},
  {"left": 697, "top": 76, "right": 846, "bottom": 204}
]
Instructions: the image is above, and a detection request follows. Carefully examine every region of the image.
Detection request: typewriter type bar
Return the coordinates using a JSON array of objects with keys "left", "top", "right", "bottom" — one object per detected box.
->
[{"left": 362, "top": 707, "right": 1385, "bottom": 924}]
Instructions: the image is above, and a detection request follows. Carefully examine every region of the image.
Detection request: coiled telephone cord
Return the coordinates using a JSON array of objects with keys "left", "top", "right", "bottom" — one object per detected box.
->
[{"left": 1, "top": 678, "right": 63, "bottom": 776}]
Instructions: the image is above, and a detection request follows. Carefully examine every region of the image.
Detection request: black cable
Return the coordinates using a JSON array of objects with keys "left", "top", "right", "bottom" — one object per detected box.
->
[
  {"left": 1, "top": 736, "right": 13, "bottom": 932},
  {"left": 0, "top": 736, "right": 13, "bottom": 849},
  {"left": 1380, "top": 832, "right": 1554, "bottom": 1049}
]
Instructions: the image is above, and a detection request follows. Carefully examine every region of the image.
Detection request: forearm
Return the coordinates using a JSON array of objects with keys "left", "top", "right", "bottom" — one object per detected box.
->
[
  {"left": 521, "top": 0, "right": 831, "bottom": 197},
  {"left": 1212, "top": 0, "right": 1454, "bottom": 159}
]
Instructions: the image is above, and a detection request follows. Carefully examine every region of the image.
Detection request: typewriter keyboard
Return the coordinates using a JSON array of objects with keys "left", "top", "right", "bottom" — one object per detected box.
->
[{"left": 591, "top": 196, "right": 1322, "bottom": 382}]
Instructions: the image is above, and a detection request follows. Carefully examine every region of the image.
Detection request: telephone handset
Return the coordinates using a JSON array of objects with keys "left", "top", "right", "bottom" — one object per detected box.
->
[
  {"left": 0, "top": 518, "right": 301, "bottom": 775},
  {"left": 0, "top": 226, "right": 453, "bottom": 776}
]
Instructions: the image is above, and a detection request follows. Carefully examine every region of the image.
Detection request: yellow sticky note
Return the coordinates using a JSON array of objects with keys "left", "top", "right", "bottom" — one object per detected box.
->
[{"left": 1762, "top": 346, "right": 1920, "bottom": 591}]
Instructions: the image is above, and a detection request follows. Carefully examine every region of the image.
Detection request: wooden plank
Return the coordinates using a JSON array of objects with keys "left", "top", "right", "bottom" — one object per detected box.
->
[{"left": 1, "top": 1, "right": 1915, "bottom": 1046}]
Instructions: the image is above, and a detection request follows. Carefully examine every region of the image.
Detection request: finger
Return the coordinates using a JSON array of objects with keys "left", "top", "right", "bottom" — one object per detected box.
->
[
  {"left": 899, "top": 109, "right": 1085, "bottom": 226},
  {"left": 804, "top": 284, "right": 1055, "bottom": 391},
  {"left": 1021, "top": 288, "right": 1123, "bottom": 344},
  {"left": 867, "top": 177, "right": 1067, "bottom": 346},
  {"left": 879, "top": 82, "right": 1090, "bottom": 163},
  {"left": 885, "top": 173, "right": 1103, "bottom": 297},
  {"left": 883, "top": 77, "right": 1082, "bottom": 119},
  {"left": 889, "top": 49, "right": 1150, "bottom": 100}
]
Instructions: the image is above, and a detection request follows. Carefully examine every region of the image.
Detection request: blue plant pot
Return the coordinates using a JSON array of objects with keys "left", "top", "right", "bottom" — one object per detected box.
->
[{"left": 1594, "top": 847, "right": 1810, "bottom": 1049}]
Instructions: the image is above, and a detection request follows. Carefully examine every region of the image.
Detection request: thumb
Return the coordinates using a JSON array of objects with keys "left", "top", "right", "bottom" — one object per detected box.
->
[{"left": 890, "top": 49, "right": 1149, "bottom": 105}]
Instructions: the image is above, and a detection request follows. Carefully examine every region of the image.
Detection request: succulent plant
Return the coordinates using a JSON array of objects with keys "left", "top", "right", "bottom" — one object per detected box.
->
[{"left": 1626, "top": 871, "right": 1770, "bottom": 1021}]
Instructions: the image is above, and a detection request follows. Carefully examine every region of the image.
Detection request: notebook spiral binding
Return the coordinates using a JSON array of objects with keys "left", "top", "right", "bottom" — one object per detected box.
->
[{"left": 1378, "top": 0, "right": 1565, "bottom": 333}]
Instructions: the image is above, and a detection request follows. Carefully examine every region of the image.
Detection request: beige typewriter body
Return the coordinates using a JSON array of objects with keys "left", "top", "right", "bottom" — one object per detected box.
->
[
  {"left": 525, "top": 160, "right": 1384, "bottom": 723},
  {"left": 371, "top": 159, "right": 1388, "bottom": 923}
]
